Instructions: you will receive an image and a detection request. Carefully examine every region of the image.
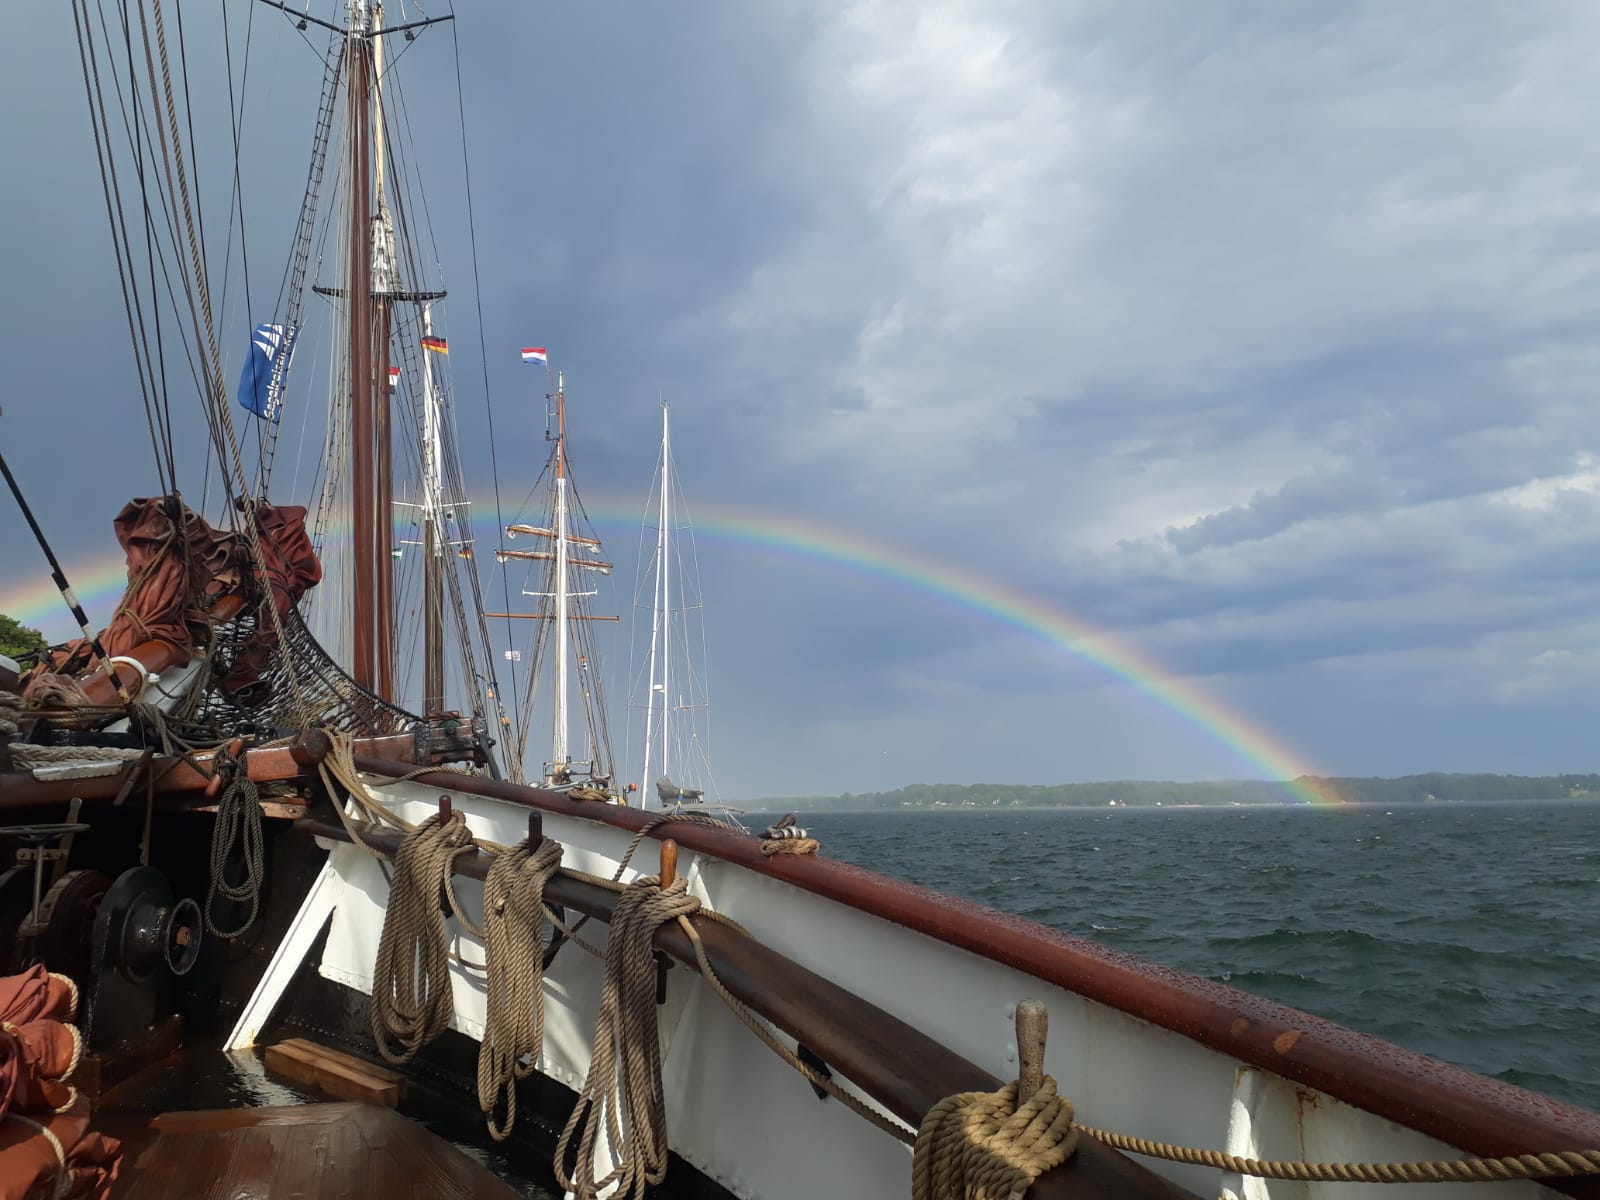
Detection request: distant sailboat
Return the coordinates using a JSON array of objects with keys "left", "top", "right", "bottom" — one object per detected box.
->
[
  {"left": 629, "top": 404, "right": 735, "bottom": 815},
  {"left": 491, "top": 366, "right": 618, "bottom": 792}
]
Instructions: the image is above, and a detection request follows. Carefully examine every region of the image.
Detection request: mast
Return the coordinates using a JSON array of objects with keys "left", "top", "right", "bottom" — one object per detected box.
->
[
  {"left": 659, "top": 404, "right": 672, "bottom": 786},
  {"left": 639, "top": 405, "right": 671, "bottom": 803},
  {"left": 370, "top": 1, "right": 397, "bottom": 700},
  {"left": 552, "top": 370, "right": 569, "bottom": 778},
  {"left": 345, "top": 0, "right": 377, "bottom": 692},
  {"left": 420, "top": 302, "right": 444, "bottom": 714}
]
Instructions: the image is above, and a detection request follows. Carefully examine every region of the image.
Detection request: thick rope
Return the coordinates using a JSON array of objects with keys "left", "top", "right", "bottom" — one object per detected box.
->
[
  {"left": 369, "top": 813, "right": 476, "bottom": 1064},
  {"left": 478, "top": 835, "right": 563, "bottom": 1141},
  {"left": 760, "top": 814, "right": 819, "bottom": 857},
  {"left": 6, "top": 745, "right": 146, "bottom": 765},
  {"left": 761, "top": 836, "right": 819, "bottom": 857},
  {"left": 913, "top": 1078, "right": 1077, "bottom": 1200},
  {"left": 554, "top": 873, "right": 701, "bottom": 1200},
  {"left": 1076, "top": 1126, "right": 1600, "bottom": 1184},
  {"left": 205, "top": 748, "right": 265, "bottom": 939}
]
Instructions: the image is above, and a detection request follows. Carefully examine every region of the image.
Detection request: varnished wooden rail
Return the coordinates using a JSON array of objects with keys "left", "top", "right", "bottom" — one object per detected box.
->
[{"left": 298, "top": 817, "right": 1199, "bottom": 1200}]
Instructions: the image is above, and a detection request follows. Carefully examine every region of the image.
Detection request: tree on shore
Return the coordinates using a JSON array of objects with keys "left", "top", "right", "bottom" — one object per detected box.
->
[{"left": 0, "top": 613, "right": 46, "bottom": 661}]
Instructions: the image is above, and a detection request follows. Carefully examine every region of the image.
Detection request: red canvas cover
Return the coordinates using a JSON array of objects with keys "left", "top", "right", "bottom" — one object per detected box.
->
[
  {"left": 19, "top": 497, "right": 321, "bottom": 708},
  {"left": 0, "top": 970, "right": 117, "bottom": 1199}
]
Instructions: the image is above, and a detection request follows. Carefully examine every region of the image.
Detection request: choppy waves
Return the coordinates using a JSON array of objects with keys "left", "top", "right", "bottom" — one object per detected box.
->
[{"left": 800, "top": 800, "right": 1600, "bottom": 1113}]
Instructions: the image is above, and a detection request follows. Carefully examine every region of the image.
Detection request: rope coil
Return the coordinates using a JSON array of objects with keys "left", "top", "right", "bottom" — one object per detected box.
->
[
  {"left": 369, "top": 813, "right": 476, "bottom": 1065},
  {"left": 914, "top": 1077, "right": 1078, "bottom": 1200},
  {"left": 205, "top": 747, "right": 265, "bottom": 939},
  {"left": 554, "top": 872, "right": 701, "bottom": 1200},
  {"left": 477, "top": 835, "right": 563, "bottom": 1141}
]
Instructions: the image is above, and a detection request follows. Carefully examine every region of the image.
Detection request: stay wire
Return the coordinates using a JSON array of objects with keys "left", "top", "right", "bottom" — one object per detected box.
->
[
  {"left": 74, "top": 0, "right": 171, "bottom": 497},
  {"left": 449, "top": 15, "right": 519, "bottom": 747}
]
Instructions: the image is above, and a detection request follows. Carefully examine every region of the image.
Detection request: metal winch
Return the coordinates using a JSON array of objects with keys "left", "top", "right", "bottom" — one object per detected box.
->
[{"left": 84, "top": 865, "right": 202, "bottom": 1049}]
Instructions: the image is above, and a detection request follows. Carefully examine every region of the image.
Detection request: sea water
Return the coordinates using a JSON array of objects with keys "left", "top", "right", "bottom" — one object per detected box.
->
[{"left": 784, "top": 799, "right": 1600, "bottom": 1113}]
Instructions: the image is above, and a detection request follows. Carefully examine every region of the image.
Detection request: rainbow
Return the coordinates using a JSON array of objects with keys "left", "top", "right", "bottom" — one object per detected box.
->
[{"left": 0, "top": 499, "right": 1337, "bottom": 803}]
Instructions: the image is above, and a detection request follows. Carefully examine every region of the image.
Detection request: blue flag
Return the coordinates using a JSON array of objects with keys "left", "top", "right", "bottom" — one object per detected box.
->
[{"left": 238, "top": 322, "right": 298, "bottom": 423}]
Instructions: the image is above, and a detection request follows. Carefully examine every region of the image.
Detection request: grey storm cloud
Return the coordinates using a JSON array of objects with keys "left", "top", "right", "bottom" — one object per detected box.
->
[{"left": 7, "top": 2, "right": 1600, "bottom": 794}]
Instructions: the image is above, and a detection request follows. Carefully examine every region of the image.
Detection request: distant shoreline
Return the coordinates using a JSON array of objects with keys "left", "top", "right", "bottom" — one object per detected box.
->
[
  {"left": 736, "top": 800, "right": 1587, "bottom": 819},
  {"left": 739, "top": 797, "right": 1598, "bottom": 816},
  {"left": 736, "top": 774, "right": 1600, "bottom": 813}
]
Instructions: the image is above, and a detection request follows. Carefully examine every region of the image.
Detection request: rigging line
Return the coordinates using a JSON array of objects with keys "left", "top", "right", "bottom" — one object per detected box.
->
[
  {"left": 112, "top": 0, "right": 209, "bottom": 471},
  {"left": 385, "top": 50, "right": 445, "bottom": 279},
  {"left": 76, "top": 0, "right": 172, "bottom": 496},
  {"left": 172, "top": 0, "right": 215, "bottom": 324},
  {"left": 219, "top": 0, "right": 267, "bottom": 478},
  {"left": 448, "top": 16, "right": 518, "bottom": 734},
  {"left": 104, "top": 0, "right": 219, "bottom": 479},
  {"left": 129, "top": 3, "right": 184, "bottom": 499},
  {"left": 258, "top": 28, "right": 345, "bottom": 494},
  {"left": 96, "top": 0, "right": 214, "bottom": 477},
  {"left": 101, "top": 0, "right": 179, "bottom": 491},
  {"left": 134, "top": 0, "right": 231, "bottom": 492},
  {"left": 145, "top": 0, "right": 309, "bottom": 712}
]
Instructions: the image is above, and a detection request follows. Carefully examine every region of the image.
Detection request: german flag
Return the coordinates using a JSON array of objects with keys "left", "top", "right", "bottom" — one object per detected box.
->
[{"left": 421, "top": 336, "right": 448, "bottom": 354}]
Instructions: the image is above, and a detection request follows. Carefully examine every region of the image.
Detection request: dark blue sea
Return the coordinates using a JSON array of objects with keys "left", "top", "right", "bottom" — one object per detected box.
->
[{"left": 762, "top": 800, "right": 1600, "bottom": 1114}]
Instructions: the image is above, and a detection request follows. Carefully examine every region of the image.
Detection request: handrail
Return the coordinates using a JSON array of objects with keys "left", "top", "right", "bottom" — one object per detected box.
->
[{"left": 300, "top": 816, "right": 1199, "bottom": 1200}]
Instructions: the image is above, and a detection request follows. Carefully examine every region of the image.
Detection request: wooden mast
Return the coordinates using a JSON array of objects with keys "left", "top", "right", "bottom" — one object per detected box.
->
[{"left": 346, "top": 3, "right": 377, "bottom": 692}]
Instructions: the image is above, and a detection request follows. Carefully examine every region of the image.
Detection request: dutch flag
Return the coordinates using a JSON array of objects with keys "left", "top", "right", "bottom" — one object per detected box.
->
[{"left": 521, "top": 347, "right": 548, "bottom": 365}]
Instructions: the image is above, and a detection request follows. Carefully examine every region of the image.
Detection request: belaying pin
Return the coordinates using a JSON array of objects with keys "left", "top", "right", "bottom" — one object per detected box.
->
[
  {"left": 659, "top": 839, "right": 679, "bottom": 890},
  {"left": 1015, "top": 998, "right": 1049, "bottom": 1103}
]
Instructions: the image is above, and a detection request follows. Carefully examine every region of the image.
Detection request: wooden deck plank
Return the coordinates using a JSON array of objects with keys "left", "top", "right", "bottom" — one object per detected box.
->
[
  {"left": 263, "top": 1038, "right": 405, "bottom": 1107},
  {"left": 114, "top": 1103, "right": 523, "bottom": 1200}
]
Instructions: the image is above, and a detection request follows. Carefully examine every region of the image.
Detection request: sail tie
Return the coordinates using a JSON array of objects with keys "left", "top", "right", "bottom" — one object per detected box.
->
[{"left": 477, "top": 834, "right": 563, "bottom": 1141}]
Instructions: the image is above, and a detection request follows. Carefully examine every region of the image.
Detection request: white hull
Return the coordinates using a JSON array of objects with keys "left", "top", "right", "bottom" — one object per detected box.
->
[{"left": 270, "top": 775, "right": 1576, "bottom": 1200}]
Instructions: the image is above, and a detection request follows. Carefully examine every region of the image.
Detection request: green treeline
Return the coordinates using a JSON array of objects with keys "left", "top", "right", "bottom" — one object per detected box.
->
[{"left": 764, "top": 773, "right": 1600, "bottom": 811}]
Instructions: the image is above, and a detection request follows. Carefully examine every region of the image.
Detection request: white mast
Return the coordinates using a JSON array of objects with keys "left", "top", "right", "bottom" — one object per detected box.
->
[
  {"left": 659, "top": 404, "right": 673, "bottom": 787},
  {"left": 419, "top": 302, "right": 444, "bottom": 713},
  {"left": 552, "top": 370, "right": 569, "bottom": 779},
  {"left": 640, "top": 403, "right": 671, "bottom": 801}
]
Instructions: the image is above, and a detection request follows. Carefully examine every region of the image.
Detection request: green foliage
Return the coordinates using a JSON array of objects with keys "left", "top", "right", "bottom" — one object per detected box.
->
[{"left": 0, "top": 612, "right": 47, "bottom": 662}]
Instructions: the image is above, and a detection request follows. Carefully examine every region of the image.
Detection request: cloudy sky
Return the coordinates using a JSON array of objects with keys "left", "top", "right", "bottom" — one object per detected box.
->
[{"left": 7, "top": 2, "right": 1600, "bottom": 798}]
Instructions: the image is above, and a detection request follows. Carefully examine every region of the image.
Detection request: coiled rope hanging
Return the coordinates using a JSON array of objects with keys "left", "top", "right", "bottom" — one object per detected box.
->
[
  {"left": 478, "top": 833, "right": 563, "bottom": 1141},
  {"left": 554, "top": 868, "right": 701, "bottom": 1200},
  {"left": 370, "top": 812, "right": 476, "bottom": 1064},
  {"left": 205, "top": 745, "right": 266, "bottom": 939}
]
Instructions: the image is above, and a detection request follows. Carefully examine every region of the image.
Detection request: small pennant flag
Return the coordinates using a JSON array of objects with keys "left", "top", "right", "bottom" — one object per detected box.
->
[
  {"left": 391, "top": 547, "right": 403, "bottom": 559},
  {"left": 521, "top": 347, "right": 547, "bottom": 365},
  {"left": 457, "top": 546, "right": 474, "bottom": 559},
  {"left": 388, "top": 366, "right": 401, "bottom": 392},
  {"left": 421, "top": 337, "right": 448, "bottom": 354}
]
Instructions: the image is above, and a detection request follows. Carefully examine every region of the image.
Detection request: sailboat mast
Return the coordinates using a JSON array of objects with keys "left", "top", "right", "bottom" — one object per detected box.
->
[
  {"left": 420, "top": 302, "right": 444, "bottom": 714},
  {"left": 659, "top": 405, "right": 673, "bottom": 786},
  {"left": 345, "top": 1, "right": 377, "bottom": 692},
  {"left": 552, "top": 370, "right": 570, "bottom": 777},
  {"left": 640, "top": 403, "right": 672, "bottom": 804}
]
